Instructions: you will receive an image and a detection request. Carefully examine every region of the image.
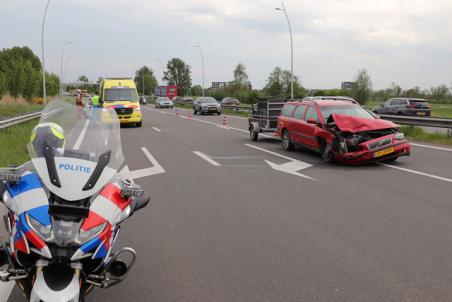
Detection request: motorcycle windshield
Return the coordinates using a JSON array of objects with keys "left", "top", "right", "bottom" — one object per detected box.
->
[{"left": 27, "top": 99, "right": 124, "bottom": 201}]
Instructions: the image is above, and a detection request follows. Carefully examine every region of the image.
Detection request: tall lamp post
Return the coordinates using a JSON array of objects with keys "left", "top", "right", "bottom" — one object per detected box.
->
[
  {"left": 64, "top": 57, "right": 72, "bottom": 93},
  {"left": 276, "top": 1, "right": 294, "bottom": 99},
  {"left": 155, "top": 59, "right": 165, "bottom": 84},
  {"left": 193, "top": 42, "right": 205, "bottom": 96},
  {"left": 41, "top": 0, "right": 51, "bottom": 104},
  {"left": 60, "top": 39, "right": 71, "bottom": 96}
]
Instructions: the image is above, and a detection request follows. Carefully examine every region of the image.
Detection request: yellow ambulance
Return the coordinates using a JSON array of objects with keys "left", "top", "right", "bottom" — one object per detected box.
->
[{"left": 99, "top": 78, "right": 142, "bottom": 127}]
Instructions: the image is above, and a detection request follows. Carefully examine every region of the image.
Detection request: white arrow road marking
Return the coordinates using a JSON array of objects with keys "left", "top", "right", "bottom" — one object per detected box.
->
[
  {"left": 379, "top": 163, "right": 452, "bottom": 183},
  {"left": 264, "top": 160, "right": 315, "bottom": 180},
  {"left": 193, "top": 151, "right": 221, "bottom": 166},
  {"left": 120, "top": 147, "right": 165, "bottom": 180},
  {"left": 245, "top": 144, "right": 315, "bottom": 180}
]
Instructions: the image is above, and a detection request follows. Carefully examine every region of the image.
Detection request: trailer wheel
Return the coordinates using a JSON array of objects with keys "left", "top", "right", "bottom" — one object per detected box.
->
[{"left": 250, "top": 125, "right": 258, "bottom": 141}]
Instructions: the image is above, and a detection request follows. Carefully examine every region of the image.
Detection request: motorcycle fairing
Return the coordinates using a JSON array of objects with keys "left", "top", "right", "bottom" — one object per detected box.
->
[
  {"left": 2, "top": 171, "right": 52, "bottom": 259},
  {"left": 71, "top": 183, "right": 131, "bottom": 261}
]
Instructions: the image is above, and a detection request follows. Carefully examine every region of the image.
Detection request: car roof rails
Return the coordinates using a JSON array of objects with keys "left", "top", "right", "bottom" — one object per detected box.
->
[{"left": 302, "top": 96, "right": 358, "bottom": 105}]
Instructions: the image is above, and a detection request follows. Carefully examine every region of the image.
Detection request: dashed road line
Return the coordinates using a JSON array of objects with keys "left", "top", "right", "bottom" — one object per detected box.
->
[
  {"left": 379, "top": 163, "right": 452, "bottom": 183},
  {"left": 152, "top": 127, "right": 161, "bottom": 132},
  {"left": 193, "top": 151, "right": 221, "bottom": 167},
  {"left": 411, "top": 143, "right": 452, "bottom": 152}
]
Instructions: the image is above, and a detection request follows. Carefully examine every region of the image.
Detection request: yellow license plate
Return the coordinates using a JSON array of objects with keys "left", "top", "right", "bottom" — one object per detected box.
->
[{"left": 374, "top": 147, "right": 395, "bottom": 158}]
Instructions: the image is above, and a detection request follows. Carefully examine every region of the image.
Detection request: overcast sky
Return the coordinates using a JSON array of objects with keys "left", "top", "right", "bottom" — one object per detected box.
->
[{"left": 1, "top": 0, "right": 452, "bottom": 90}]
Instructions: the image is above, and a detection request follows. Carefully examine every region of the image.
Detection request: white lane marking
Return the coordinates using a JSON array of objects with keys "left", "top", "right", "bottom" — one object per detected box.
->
[
  {"left": 193, "top": 151, "right": 221, "bottom": 167},
  {"left": 245, "top": 144, "right": 315, "bottom": 180},
  {"left": 0, "top": 276, "right": 14, "bottom": 302},
  {"left": 150, "top": 107, "right": 278, "bottom": 139},
  {"left": 73, "top": 120, "right": 90, "bottom": 150},
  {"left": 246, "top": 144, "right": 303, "bottom": 162},
  {"left": 152, "top": 127, "right": 161, "bottom": 132},
  {"left": 119, "top": 147, "right": 165, "bottom": 180},
  {"left": 380, "top": 163, "right": 452, "bottom": 183},
  {"left": 411, "top": 143, "right": 452, "bottom": 152},
  {"left": 211, "top": 156, "right": 262, "bottom": 159}
]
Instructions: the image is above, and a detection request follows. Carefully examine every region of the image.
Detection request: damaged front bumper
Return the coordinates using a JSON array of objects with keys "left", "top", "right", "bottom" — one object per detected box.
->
[{"left": 333, "top": 140, "right": 411, "bottom": 164}]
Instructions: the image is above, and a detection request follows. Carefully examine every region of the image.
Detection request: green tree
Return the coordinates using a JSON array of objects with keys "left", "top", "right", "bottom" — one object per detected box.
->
[
  {"left": 0, "top": 72, "right": 6, "bottom": 96},
  {"left": 78, "top": 75, "right": 89, "bottom": 83},
  {"left": 190, "top": 85, "right": 203, "bottom": 96},
  {"left": 232, "top": 63, "right": 250, "bottom": 88},
  {"left": 351, "top": 69, "right": 373, "bottom": 104},
  {"left": 22, "top": 61, "right": 40, "bottom": 100},
  {"left": 163, "top": 58, "right": 192, "bottom": 96},
  {"left": 96, "top": 77, "right": 104, "bottom": 84},
  {"left": 264, "top": 67, "right": 305, "bottom": 98},
  {"left": 134, "top": 66, "right": 157, "bottom": 96},
  {"left": 430, "top": 84, "right": 449, "bottom": 101}
]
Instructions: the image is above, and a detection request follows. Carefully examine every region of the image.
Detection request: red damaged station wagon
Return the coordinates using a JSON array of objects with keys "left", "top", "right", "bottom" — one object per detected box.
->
[{"left": 275, "top": 96, "right": 411, "bottom": 164}]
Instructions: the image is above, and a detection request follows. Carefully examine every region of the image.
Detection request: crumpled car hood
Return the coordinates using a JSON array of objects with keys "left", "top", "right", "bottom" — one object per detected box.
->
[{"left": 331, "top": 113, "right": 397, "bottom": 133}]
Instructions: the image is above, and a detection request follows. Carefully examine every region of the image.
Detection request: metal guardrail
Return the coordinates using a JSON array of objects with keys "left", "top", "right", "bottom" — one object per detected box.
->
[
  {"left": 0, "top": 111, "right": 42, "bottom": 130},
  {"left": 222, "top": 104, "right": 452, "bottom": 129},
  {"left": 379, "top": 115, "right": 452, "bottom": 129}
]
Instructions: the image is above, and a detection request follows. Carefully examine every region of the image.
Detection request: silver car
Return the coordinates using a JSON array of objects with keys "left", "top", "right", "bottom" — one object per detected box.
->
[
  {"left": 155, "top": 97, "right": 174, "bottom": 109},
  {"left": 193, "top": 97, "right": 221, "bottom": 115}
]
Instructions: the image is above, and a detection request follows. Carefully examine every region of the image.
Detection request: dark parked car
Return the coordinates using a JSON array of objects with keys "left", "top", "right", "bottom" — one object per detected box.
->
[
  {"left": 373, "top": 98, "right": 431, "bottom": 116},
  {"left": 221, "top": 97, "right": 240, "bottom": 106},
  {"left": 193, "top": 97, "right": 221, "bottom": 115},
  {"left": 139, "top": 96, "right": 147, "bottom": 105},
  {"left": 173, "top": 96, "right": 184, "bottom": 104}
]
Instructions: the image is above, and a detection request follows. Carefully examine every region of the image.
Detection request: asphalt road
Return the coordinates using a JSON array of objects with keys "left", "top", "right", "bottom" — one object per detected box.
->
[{"left": 8, "top": 105, "right": 452, "bottom": 301}]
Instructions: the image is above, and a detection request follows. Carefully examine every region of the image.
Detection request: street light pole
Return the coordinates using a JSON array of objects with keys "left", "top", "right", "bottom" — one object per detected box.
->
[
  {"left": 155, "top": 59, "right": 165, "bottom": 84},
  {"left": 276, "top": 1, "right": 294, "bottom": 99},
  {"left": 194, "top": 42, "right": 205, "bottom": 96},
  {"left": 41, "top": 0, "right": 51, "bottom": 104},
  {"left": 60, "top": 39, "right": 71, "bottom": 96},
  {"left": 64, "top": 57, "right": 72, "bottom": 93}
]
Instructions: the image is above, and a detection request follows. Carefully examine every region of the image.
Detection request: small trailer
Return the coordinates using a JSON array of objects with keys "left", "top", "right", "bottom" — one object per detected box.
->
[{"left": 248, "top": 98, "right": 286, "bottom": 141}]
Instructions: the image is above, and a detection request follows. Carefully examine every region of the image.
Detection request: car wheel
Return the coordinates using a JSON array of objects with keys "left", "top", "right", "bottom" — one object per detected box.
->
[
  {"left": 281, "top": 129, "right": 294, "bottom": 151},
  {"left": 319, "top": 139, "right": 334, "bottom": 163},
  {"left": 194, "top": 108, "right": 197, "bottom": 115},
  {"left": 217, "top": 111, "right": 222, "bottom": 115},
  {"left": 250, "top": 126, "right": 258, "bottom": 141},
  {"left": 200, "top": 110, "right": 204, "bottom": 115}
]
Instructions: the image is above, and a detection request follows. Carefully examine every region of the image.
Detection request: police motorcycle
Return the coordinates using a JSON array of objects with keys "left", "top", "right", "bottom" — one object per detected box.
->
[{"left": 0, "top": 100, "right": 149, "bottom": 301}]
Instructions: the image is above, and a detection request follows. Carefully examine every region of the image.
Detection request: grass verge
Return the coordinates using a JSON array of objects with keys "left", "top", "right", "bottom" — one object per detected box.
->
[
  {"left": 0, "top": 104, "right": 44, "bottom": 119},
  {"left": 0, "top": 119, "right": 38, "bottom": 167},
  {"left": 400, "top": 126, "right": 452, "bottom": 146}
]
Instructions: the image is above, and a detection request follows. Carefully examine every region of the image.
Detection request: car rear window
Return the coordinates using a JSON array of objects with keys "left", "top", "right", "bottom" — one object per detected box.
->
[
  {"left": 282, "top": 104, "right": 296, "bottom": 117},
  {"left": 409, "top": 99, "right": 428, "bottom": 104}
]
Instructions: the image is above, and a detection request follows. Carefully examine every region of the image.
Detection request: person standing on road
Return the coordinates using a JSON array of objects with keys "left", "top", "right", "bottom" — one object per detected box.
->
[
  {"left": 76, "top": 92, "right": 84, "bottom": 119},
  {"left": 91, "top": 92, "right": 100, "bottom": 108}
]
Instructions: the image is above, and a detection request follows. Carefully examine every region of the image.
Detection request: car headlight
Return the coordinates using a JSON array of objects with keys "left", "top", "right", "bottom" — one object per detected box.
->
[
  {"left": 77, "top": 222, "right": 107, "bottom": 245},
  {"left": 135, "top": 107, "right": 141, "bottom": 111},
  {"left": 394, "top": 132, "right": 405, "bottom": 140},
  {"left": 26, "top": 214, "right": 53, "bottom": 241}
]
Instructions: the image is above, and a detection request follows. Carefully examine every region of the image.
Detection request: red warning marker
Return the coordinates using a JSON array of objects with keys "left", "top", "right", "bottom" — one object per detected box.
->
[
  {"left": 175, "top": 109, "right": 180, "bottom": 116},
  {"left": 188, "top": 113, "right": 192, "bottom": 119},
  {"left": 223, "top": 115, "right": 228, "bottom": 127}
]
